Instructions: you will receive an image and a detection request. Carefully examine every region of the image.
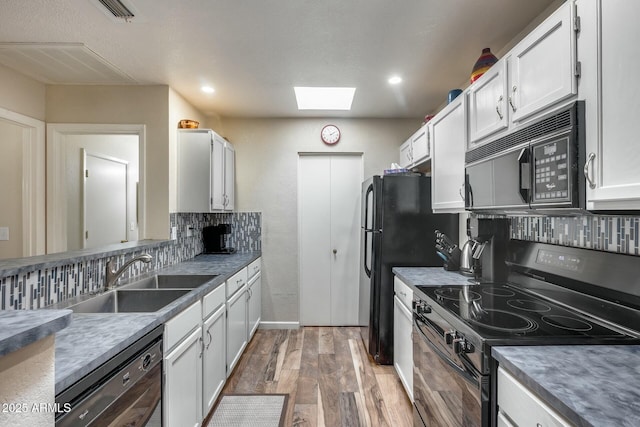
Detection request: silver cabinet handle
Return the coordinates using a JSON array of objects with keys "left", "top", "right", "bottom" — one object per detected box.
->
[
  {"left": 509, "top": 85, "right": 517, "bottom": 112},
  {"left": 333, "top": 249, "right": 337, "bottom": 255},
  {"left": 205, "top": 330, "right": 212, "bottom": 349},
  {"left": 496, "top": 95, "right": 504, "bottom": 120},
  {"left": 584, "top": 152, "right": 596, "bottom": 189},
  {"left": 199, "top": 336, "right": 204, "bottom": 358}
]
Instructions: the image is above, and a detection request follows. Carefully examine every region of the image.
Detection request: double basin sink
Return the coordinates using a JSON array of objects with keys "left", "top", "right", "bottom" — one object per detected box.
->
[{"left": 67, "top": 274, "right": 217, "bottom": 314}]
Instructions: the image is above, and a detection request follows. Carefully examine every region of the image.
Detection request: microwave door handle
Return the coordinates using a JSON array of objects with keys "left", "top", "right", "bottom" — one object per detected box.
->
[
  {"left": 465, "top": 173, "right": 473, "bottom": 208},
  {"left": 518, "top": 148, "right": 531, "bottom": 203}
]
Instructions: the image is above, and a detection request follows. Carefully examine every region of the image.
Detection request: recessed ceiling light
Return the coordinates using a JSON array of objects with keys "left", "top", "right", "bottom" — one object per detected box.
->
[
  {"left": 388, "top": 76, "right": 402, "bottom": 85},
  {"left": 294, "top": 86, "right": 356, "bottom": 110},
  {"left": 201, "top": 86, "right": 215, "bottom": 93}
]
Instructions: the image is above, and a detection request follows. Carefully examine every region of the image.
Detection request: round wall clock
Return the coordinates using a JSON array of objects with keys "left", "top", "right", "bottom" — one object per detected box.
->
[{"left": 321, "top": 124, "right": 341, "bottom": 145}]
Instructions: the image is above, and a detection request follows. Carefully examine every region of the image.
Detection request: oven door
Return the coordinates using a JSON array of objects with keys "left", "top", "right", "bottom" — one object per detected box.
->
[{"left": 413, "top": 315, "right": 488, "bottom": 427}]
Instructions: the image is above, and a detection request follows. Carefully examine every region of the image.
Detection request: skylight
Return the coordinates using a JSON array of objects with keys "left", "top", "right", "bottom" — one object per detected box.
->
[{"left": 294, "top": 86, "right": 356, "bottom": 110}]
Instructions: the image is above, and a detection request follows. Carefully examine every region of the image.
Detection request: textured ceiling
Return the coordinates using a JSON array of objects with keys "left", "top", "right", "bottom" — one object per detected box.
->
[{"left": 0, "top": 0, "right": 557, "bottom": 118}]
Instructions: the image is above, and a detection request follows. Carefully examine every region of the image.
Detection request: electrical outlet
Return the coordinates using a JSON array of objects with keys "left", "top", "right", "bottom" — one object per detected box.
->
[
  {"left": 170, "top": 226, "right": 177, "bottom": 240},
  {"left": 186, "top": 226, "right": 193, "bottom": 237},
  {"left": 0, "top": 227, "right": 8, "bottom": 241}
]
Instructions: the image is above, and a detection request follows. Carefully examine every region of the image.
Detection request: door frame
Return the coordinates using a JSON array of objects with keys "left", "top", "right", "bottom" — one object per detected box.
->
[
  {"left": 0, "top": 108, "right": 45, "bottom": 257},
  {"left": 47, "top": 123, "right": 145, "bottom": 253},
  {"left": 297, "top": 152, "right": 364, "bottom": 326}
]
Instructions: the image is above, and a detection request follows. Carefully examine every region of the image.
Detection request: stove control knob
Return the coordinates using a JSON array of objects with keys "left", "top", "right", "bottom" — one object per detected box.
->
[
  {"left": 416, "top": 302, "right": 432, "bottom": 315},
  {"left": 453, "top": 338, "right": 473, "bottom": 354},
  {"left": 444, "top": 330, "right": 457, "bottom": 345}
]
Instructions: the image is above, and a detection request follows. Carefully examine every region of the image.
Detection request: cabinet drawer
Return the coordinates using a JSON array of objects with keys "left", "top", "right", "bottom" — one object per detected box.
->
[
  {"left": 248, "top": 258, "right": 261, "bottom": 280},
  {"left": 394, "top": 277, "right": 413, "bottom": 310},
  {"left": 203, "top": 284, "right": 226, "bottom": 319},
  {"left": 164, "top": 300, "right": 201, "bottom": 352},
  {"left": 226, "top": 268, "right": 248, "bottom": 298},
  {"left": 498, "top": 367, "right": 571, "bottom": 427}
]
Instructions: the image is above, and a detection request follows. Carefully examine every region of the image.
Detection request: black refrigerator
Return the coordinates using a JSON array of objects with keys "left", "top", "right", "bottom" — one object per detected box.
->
[{"left": 359, "top": 174, "right": 459, "bottom": 365}]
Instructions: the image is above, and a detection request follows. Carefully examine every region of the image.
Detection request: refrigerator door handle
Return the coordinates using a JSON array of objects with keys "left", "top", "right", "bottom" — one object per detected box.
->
[
  {"left": 364, "top": 183, "right": 374, "bottom": 230},
  {"left": 364, "top": 231, "right": 371, "bottom": 277}
]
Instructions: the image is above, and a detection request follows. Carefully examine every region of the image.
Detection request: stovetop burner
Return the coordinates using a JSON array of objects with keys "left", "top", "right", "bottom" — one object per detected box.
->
[{"left": 416, "top": 283, "right": 627, "bottom": 340}]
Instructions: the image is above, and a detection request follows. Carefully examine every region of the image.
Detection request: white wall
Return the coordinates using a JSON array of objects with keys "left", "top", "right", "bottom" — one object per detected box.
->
[{"left": 221, "top": 117, "right": 417, "bottom": 322}]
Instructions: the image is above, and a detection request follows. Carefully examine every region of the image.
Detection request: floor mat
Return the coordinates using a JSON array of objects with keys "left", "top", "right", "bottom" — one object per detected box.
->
[{"left": 207, "top": 394, "right": 288, "bottom": 427}]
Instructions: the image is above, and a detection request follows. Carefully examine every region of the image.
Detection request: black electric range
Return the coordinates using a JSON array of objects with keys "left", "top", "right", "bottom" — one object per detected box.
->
[{"left": 411, "top": 240, "right": 640, "bottom": 427}]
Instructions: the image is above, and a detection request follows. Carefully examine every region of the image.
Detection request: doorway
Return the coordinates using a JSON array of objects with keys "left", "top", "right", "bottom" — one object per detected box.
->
[{"left": 298, "top": 153, "right": 363, "bottom": 326}]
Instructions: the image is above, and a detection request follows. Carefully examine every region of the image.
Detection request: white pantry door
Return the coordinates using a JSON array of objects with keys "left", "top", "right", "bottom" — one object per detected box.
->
[
  {"left": 84, "top": 151, "right": 128, "bottom": 248},
  {"left": 299, "top": 154, "right": 363, "bottom": 325}
]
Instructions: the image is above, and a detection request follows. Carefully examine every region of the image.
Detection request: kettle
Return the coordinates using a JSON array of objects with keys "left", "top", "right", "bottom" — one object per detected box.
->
[{"left": 460, "top": 239, "right": 478, "bottom": 276}]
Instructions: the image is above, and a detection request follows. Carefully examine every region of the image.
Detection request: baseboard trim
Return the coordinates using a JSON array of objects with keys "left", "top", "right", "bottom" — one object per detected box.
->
[{"left": 258, "top": 321, "right": 300, "bottom": 330}]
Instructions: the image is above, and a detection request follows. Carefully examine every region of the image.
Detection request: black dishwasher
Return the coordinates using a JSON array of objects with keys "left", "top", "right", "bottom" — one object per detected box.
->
[{"left": 56, "top": 326, "right": 163, "bottom": 426}]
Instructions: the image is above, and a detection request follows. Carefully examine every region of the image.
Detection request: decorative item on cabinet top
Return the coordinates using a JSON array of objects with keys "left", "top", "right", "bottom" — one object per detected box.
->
[
  {"left": 178, "top": 119, "right": 199, "bottom": 129},
  {"left": 470, "top": 47, "right": 498, "bottom": 83}
]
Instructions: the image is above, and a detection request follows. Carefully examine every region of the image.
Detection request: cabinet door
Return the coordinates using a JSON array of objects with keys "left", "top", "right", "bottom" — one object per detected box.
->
[
  {"left": 411, "top": 124, "right": 430, "bottom": 165},
  {"left": 224, "top": 142, "right": 235, "bottom": 211},
  {"left": 579, "top": 0, "right": 640, "bottom": 209},
  {"left": 226, "top": 284, "right": 247, "bottom": 375},
  {"left": 431, "top": 97, "right": 467, "bottom": 212},
  {"left": 177, "top": 130, "right": 212, "bottom": 213},
  {"left": 202, "top": 305, "right": 226, "bottom": 417},
  {"left": 468, "top": 61, "right": 508, "bottom": 145},
  {"left": 393, "top": 295, "right": 413, "bottom": 401},
  {"left": 164, "top": 327, "right": 202, "bottom": 427},
  {"left": 399, "top": 138, "right": 413, "bottom": 168},
  {"left": 247, "top": 273, "right": 261, "bottom": 339},
  {"left": 210, "top": 134, "right": 225, "bottom": 210},
  {"left": 509, "top": 1, "right": 577, "bottom": 123}
]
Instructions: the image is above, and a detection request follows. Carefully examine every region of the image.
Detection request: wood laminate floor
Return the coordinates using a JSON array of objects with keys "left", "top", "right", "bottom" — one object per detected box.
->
[{"left": 218, "top": 327, "right": 413, "bottom": 427}]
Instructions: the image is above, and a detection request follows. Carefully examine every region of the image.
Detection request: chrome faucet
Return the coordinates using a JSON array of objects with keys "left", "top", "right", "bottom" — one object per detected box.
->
[{"left": 105, "top": 253, "right": 153, "bottom": 291}]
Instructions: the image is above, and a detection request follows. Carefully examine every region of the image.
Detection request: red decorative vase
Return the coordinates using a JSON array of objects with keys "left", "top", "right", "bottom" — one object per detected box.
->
[{"left": 470, "top": 48, "right": 498, "bottom": 83}]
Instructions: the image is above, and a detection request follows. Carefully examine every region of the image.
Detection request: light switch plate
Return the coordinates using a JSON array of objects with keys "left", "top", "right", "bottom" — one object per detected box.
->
[{"left": 0, "top": 227, "right": 8, "bottom": 241}]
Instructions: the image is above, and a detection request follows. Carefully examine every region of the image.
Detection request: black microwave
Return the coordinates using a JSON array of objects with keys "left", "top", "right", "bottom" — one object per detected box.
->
[{"left": 465, "top": 101, "right": 585, "bottom": 213}]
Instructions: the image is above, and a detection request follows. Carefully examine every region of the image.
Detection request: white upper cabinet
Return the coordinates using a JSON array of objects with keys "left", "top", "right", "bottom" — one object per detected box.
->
[
  {"left": 177, "top": 129, "right": 213, "bottom": 213},
  {"left": 578, "top": 0, "right": 640, "bottom": 209},
  {"left": 508, "top": 0, "right": 578, "bottom": 124},
  {"left": 468, "top": 60, "right": 508, "bottom": 145},
  {"left": 431, "top": 95, "right": 467, "bottom": 213},
  {"left": 398, "top": 124, "right": 430, "bottom": 169},
  {"left": 467, "top": 1, "right": 578, "bottom": 150},
  {"left": 210, "top": 133, "right": 235, "bottom": 212}
]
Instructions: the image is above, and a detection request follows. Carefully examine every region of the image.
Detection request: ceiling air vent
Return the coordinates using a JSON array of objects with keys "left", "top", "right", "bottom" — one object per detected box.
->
[{"left": 91, "top": 0, "right": 139, "bottom": 22}]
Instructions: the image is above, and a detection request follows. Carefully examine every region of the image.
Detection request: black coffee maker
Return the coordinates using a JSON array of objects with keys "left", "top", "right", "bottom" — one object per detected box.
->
[{"left": 203, "top": 224, "right": 236, "bottom": 254}]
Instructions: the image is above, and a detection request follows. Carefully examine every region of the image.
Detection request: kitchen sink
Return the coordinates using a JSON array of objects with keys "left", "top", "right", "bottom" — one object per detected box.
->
[
  {"left": 68, "top": 289, "right": 191, "bottom": 313},
  {"left": 121, "top": 274, "right": 218, "bottom": 290}
]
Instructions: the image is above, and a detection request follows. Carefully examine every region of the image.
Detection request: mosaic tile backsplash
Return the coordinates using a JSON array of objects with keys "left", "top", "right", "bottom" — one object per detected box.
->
[
  {"left": 510, "top": 215, "right": 640, "bottom": 256},
  {"left": 0, "top": 212, "right": 261, "bottom": 310}
]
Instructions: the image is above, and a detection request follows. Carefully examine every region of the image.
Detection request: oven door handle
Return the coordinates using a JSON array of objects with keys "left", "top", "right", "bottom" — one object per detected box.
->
[{"left": 414, "top": 317, "right": 480, "bottom": 387}]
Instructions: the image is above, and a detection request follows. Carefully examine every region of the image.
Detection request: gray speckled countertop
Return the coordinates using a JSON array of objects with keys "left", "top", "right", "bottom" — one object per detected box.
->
[
  {"left": 0, "top": 309, "right": 72, "bottom": 357},
  {"left": 54, "top": 251, "right": 260, "bottom": 393},
  {"left": 493, "top": 345, "right": 640, "bottom": 426},
  {"left": 393, "top": 266, "right": 472, "bottom": 290}
]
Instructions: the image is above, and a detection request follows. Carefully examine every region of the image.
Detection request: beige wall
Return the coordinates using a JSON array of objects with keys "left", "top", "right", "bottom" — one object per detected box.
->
[
  {"left": 0, "top": 336, "right": 55, "bottom": 427},
  {"left": 168, "top": 88, "right": 211, "bottom": 212},
  {"left": 46, "top": 85, "right": 170, "bottom": 239},
  {"left": 0, "top": 120, "right": 24, "bottom": 258},
  {"left": 0, "top": 64, "right": 46, "bottom": 121},
  {"left": 222, "top": 117, "right": 417, "bottom": 322}
]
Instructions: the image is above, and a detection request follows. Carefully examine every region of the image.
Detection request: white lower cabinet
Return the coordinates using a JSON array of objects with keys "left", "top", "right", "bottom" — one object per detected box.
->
[
  {"left": 247, "top": 258, "right": 262, "bottom": 339},
  {"left": 393, "top": 277, "right": 413, "bottom": 401},
  {"left": 202, "top": 304, "right": 226, "bottom": 417},
  {"left": 226, "top": 283, "right": 248, "bottom": 376},
  {"left": 498, "top": 367, "right": 571, "bottom": 427},
  {"left": 164, "top": 325, "right": 203, "bottom": 427}
]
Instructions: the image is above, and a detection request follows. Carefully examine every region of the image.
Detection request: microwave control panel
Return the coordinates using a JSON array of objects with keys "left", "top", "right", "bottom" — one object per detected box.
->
[{"left": 532, "top": 137, "right": 570, "bottom": 202}]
